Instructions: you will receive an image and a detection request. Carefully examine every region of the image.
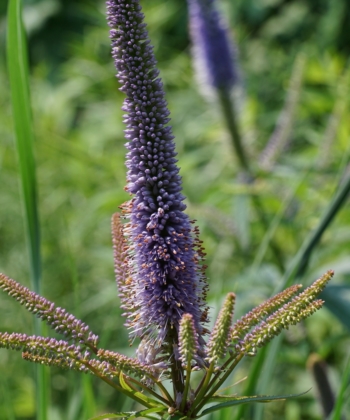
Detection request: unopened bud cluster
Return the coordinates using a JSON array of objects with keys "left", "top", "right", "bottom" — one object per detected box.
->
[
  {"left": 179, "top": 313, "right": 200, "bottom": 369},
  {"left": 206, "top": 292, "right": 235, "bottom": 363}
]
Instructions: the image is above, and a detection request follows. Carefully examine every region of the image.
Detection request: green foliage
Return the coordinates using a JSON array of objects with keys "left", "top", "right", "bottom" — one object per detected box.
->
[{"left": 1, "top": 0, "right": 350, "bottom": 419}]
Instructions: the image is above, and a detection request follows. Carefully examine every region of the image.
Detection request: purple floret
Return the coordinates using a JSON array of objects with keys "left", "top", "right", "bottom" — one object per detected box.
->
[
  {"left": 187, "top": 0, "right": 239, "bottom": 90},
  {"left": 107, "top": 0, "right": 208, "bottom": 351}
]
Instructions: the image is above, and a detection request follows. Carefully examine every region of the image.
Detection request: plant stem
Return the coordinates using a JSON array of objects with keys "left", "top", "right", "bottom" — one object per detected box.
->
[
  {"left": 192, "top": 353, "right": 244, "bottom": 417},
  {"left": 217, "top": 88, "right": 285, "bottom": 271},
  {"left": 82, "top": 360, "right": 154, "bottom": 408},
  {"left": 280, "top": 167, "right": 350, "bottom": 289},
  {"left": 188, "top": 362, "right": 215, "bottom": 417},
  {"left": 128, "top": 377, "right": 171, "bottom": 406},
  {"left": 168, "top": 330, "right": 185, "bottom": 396},
  {"left": 180, "top": 363, "right": 193, "bottom": 412}
]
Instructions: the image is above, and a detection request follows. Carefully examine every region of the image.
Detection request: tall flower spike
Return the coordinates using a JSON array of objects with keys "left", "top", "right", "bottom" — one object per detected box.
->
[
  {"left": 107, "top": 1, "right": 209, "bottom": 353},
  {"left": 187, "top": 0, "right": 240, "bottom": 93},
  {"left": 206, "top": 292, "right": 235, "bottom": 364}
]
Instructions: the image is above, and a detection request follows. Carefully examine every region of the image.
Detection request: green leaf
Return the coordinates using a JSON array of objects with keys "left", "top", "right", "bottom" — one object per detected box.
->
[
  {"left": 200, "top": 390, "right": 310, "bottom": 416},
  {"left": 89, "top": 414, "right": 130, "bottom": 420},
  {"left": 89, "top": 407, "right": 166, "bottom": 420},
  {"left": 7, "top": 1, "right": 46, "bottom": 419},
  {"left": 7, "top": 0, "right": 41, "bottom": 292},
  {"left": 244, "top": 168, "right": 350, "bottom": 420},
  {"left": 233, "top": 345, "right": 268, "bottom": 420},
  {"left": 330, "top": 355, "right": 350, "bottom": 420},
  {"left": 118, "top": 373, "right": 164, "bottom": 409},
  {"left": 321, "top": 285, "right": 350, "bottom": 331},
  {"left": 119, "top": 372, "right": 133, "bottom": 392}
]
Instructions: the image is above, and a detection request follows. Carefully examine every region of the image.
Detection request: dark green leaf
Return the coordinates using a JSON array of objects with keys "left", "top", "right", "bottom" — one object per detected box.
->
[
  {"left": 201, "top": 389, "right": 310, "bottom": 416},
  {"left": 7, "top": 0, "right": 41, "bottom": 292},
  {"left": 322, "top": 285, "right": 350, "bottom": 331}
]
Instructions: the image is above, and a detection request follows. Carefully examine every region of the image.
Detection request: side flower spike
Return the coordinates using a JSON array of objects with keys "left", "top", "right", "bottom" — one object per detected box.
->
[
  {"left": 0, "top": 274, "right": 99, "bottom": 350},
  {"left": 206, "top": 292, "right": 235, "bottom": 364},
  {"left": 235, "top": 271, "right": 334, "bottom": 356},
  {"left": 179, "top": 314, "right": 200, "bottom": 370},
  {"left": 107, "top": 0, "right": 209, "bottom": 358}
]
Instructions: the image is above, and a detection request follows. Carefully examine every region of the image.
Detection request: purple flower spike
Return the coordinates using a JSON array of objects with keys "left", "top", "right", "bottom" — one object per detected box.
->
[
  {"left": 187, "top": 0, "right": 239, "bottom": 91},
  {"left": 107, "top": 0, "right": 209, "bottom": 352}
]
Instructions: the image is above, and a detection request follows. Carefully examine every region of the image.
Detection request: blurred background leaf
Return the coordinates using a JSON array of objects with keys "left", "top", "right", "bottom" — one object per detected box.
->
[{"left": 1, "top": 0, "right": 350, "bottom": 419}]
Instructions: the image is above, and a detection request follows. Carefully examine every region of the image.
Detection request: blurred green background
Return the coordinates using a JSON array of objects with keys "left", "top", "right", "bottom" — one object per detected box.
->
[{"left": 1, "top": 0, "right": 350, "bottom": 419}]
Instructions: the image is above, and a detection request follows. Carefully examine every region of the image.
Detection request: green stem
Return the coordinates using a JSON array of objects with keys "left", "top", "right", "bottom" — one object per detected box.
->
[
  {"left": 180, "top": 362, "right": 193, "bottom": 413},
  {"left": 168, "top": 330, "right": 184, "bottom": 396},
  {"left": 192, "top": 353, "right": 244, "bottom": 417},
  {"left": 188, "top": 362, "right": 215, "bottom": 417},
  {"left": 155, "top": 382, "right": 174, "bottom": 406},
  {"left": 128, "top": 377, "right": 171, "bottom": 406},
  {"left": 217, "top": 88, "right": 285, "bottom": 271},
  {"left": 218, "top": 89, "right": 250, "bottom": 172},
  {"left": 82, "top": 361, "right": 153, "bottom": 408},
  {"left": 281, "top": 168, "right": 350, "bottom": 289}
]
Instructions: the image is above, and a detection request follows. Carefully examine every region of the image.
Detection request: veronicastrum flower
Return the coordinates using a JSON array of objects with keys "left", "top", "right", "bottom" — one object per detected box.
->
[
  {"left": 0, "top": 0, "right": 335, "bottom": 417},
  {"left": 107, "top": 0, "right": 209, "bottom": 356},
  {"left": 187, "top": 0, "right": 240, "bottom": 93}
]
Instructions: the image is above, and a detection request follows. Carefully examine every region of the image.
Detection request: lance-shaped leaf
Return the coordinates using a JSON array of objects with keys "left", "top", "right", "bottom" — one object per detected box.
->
[
  {"left": 0, "top": 274, "right": 99, "bottom": 349},
  {"left": 119, "top": 372, "right": 164, "bottom": 408},
  {"left": 207, "top": 293, "right": 235, "bottom": 363},
  {"left": 201, "top": 390, "right": 310, "bottom": 416}
]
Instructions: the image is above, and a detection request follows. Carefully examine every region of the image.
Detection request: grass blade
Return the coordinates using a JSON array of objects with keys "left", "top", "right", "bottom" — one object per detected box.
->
[
  {"left": 6, "top": 0, "right": 47, "bottom": 418},
  {"left": 283, "top": 168, "right": 350, "bottom": 286},
  {"left": 7, "top": 0, "right": 41, "bottom": 290},
  {"left": 234, "top": 167, "right": 350, "bottom": 420},
  {"left": 329, "top": 354, "right": 350, "bottom": 420}
]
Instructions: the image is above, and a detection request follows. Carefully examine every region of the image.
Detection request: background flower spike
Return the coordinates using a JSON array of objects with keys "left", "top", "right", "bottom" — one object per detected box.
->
[{"left": 187, "top": 0, "right": 241, "bottom": 95}]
